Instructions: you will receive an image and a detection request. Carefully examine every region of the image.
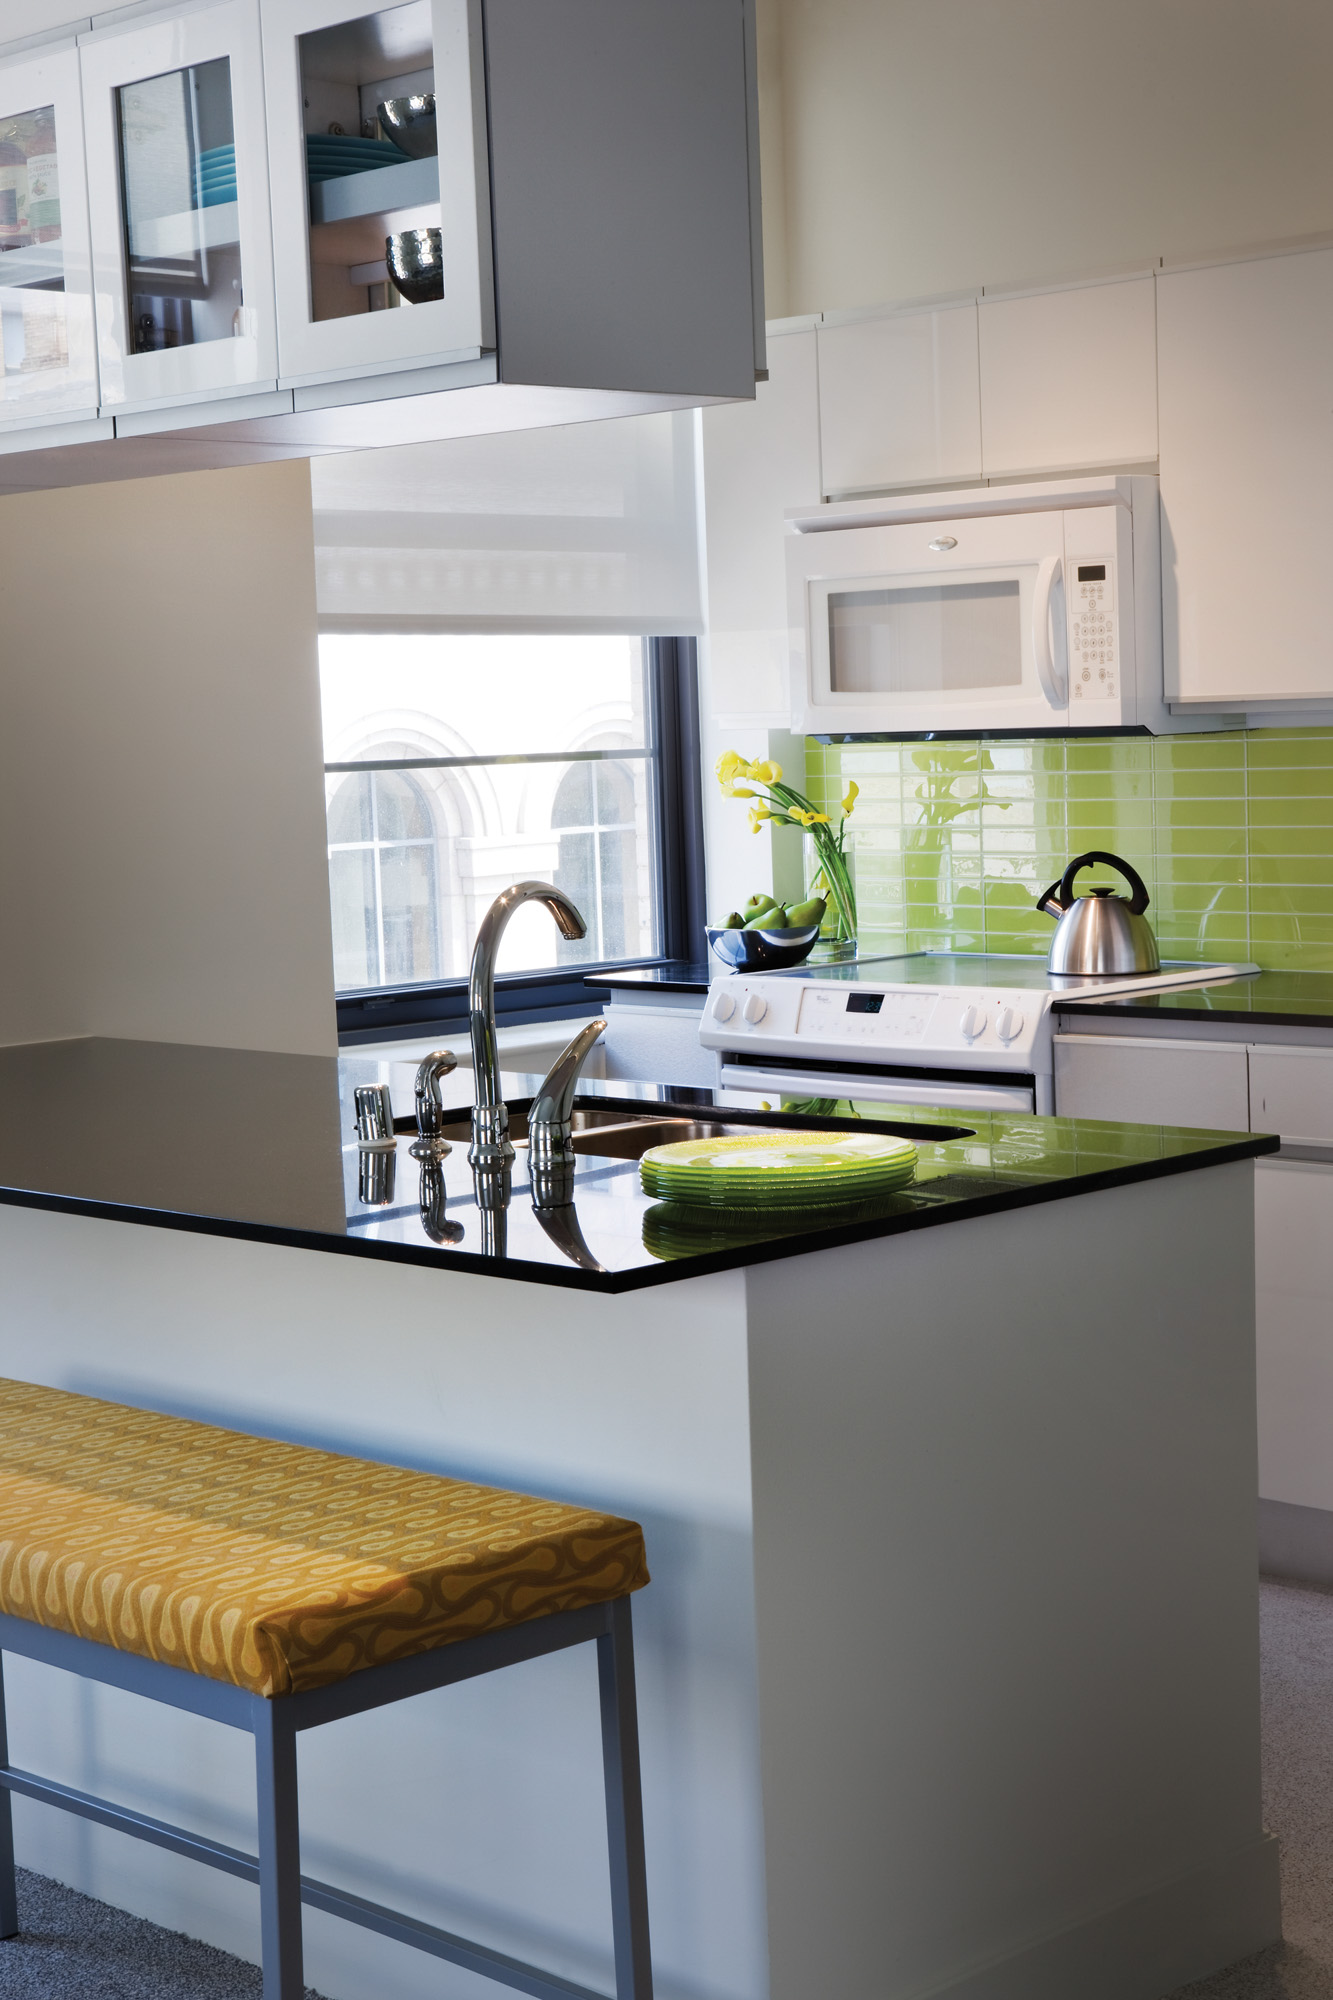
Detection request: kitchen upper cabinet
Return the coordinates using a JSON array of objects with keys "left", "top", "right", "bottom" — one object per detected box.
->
[
  {"left": 1158, "top": 247, "right": 1333, "bottom": 708},
  {"left": 978, "top": 276, "right": 1158, "bottom": 482},
  {"left": 80, "top": 0, "right": 278, "bottom": 414},
  {"left": 0, "top": 42, "right": 99, "bottom": 432},
  {"left": 262, "top": 0, "right": 490, "bottom": 388},
  {"left": 816, "top": 305, "right": 980, "bottom": 498}
]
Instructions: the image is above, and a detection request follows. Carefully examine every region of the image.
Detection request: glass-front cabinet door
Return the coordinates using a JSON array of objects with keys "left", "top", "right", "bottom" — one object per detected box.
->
[
  {"left": 0, "top": 42, "right": 99, "bottom": 430},
  {"left": 80, "top": 0, "right": 277, "bottom": 412},
  {"left": 262, "top": 0, "right": 492, "bottom": 387}
]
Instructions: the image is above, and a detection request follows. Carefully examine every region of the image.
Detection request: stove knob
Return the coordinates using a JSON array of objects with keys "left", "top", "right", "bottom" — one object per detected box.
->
[
  {"left": 711, "top": 990, "right": 736, "bottom": 1023},
  {"left": 960, "top": 1004, "right": 985, "bottom": 1040},
  {"left": 743, "top": 992, "right": 768, "bottom": 1025},
  {"left": 996, "top": 1006, "right": 1025, "bottom": 1043}
]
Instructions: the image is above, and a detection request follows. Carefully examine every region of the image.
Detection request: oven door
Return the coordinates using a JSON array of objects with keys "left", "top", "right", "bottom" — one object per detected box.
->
[
  {"left": 716, "top": 1056, "right": 1038, "bottom": 1116},
  {"left": 789, "top": 511, "right": 1072, "bottom": 735}
]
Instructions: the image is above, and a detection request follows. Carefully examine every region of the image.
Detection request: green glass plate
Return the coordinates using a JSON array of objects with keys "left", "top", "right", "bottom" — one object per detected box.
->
[{"left": 640, "top": 1129, "right": 917, "bottom": 1208}]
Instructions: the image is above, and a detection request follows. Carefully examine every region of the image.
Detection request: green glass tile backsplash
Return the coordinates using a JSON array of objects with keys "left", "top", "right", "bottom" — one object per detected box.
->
[{"left": 804, "top": 730, "right": 1333, "bottom": 971}]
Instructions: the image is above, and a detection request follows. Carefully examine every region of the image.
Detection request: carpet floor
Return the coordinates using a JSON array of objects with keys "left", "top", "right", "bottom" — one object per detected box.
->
[
  {"left": 0, "top": 1870, "right": 328, "bottom": 1997},
  {"left": 1165, "top": 1578, "right": 1333, "bottom": 2000},
  {"left": 0, "top": 1578, "right": 1331, "bottom": 1998}
]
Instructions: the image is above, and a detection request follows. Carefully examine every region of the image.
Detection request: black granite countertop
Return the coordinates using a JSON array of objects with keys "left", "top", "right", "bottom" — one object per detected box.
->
[
  {"left": 0, "top": 1037, "right": 1274, "bottom": 1295},
  {"left": 1056, "top": 969, "right": 1333, "bottom": 1031},
  {"left": 585, "top": 961, "right": 711, "bottom": 995}
]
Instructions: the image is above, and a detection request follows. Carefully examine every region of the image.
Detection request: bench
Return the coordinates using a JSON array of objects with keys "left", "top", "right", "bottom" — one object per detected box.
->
[{"left": 0, "top": 1377, "right": 653, "bottom": 2000}]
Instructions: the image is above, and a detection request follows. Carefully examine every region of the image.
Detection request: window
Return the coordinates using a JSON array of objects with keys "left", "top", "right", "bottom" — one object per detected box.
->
[{"left": 323, "top": 631, "right": 703, "bottom": 1038}]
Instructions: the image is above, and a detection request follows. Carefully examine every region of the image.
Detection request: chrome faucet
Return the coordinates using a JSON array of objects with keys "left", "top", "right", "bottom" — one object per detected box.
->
[
  {"left": 528, "top": 1018, "right": 607, "bottom": 1192},
  {"left": 468, "top": 882, "right": 586, "bottom": 1171},
  {"left": 411, "top": 1048, "right": 458, "bottom": 1159}
]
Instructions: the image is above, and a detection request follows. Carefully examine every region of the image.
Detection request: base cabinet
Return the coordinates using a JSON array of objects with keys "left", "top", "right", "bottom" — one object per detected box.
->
[
  {"left": 1051, "top": 1032, "right": 1250, "bottom": 1130},
  {"left": 1255, "top": 1155, "right": 1333, "bottom": 1515},
  {"left": 1055, "top": 1020, "right": 1333, "bottom": 1553}
]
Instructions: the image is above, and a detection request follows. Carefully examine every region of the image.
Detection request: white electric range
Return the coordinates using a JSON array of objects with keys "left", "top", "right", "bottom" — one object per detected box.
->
[{"left": 698, "top": 951, "right": 1260, "bottom": 1115}]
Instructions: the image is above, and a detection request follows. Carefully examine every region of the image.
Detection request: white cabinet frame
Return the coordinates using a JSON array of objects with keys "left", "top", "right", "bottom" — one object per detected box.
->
[
  {"left": 0, "top": 39, "right": 99, "bottom": 432},
  {"left": 80, "top": 0, "right": 279, "bottom": 413},
  {"left": 261, "top": 0, "right": 493, "bottom": 389}
]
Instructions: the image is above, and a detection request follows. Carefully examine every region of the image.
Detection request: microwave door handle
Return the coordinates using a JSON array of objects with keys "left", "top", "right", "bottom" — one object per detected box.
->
[{"left": 1033, "top": 556, "right": 1067, "bottom": 707}]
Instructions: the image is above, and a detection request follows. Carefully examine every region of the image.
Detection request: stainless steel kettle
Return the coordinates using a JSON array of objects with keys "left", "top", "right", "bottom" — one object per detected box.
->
[{"left": 1036, "top": 850, "right": 1160, "bottom": 976}]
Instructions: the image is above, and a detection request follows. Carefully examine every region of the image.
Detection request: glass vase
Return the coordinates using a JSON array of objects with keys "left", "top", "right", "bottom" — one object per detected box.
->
[{"left": 804, "top": 831, "right": 857, "bottom": 961}]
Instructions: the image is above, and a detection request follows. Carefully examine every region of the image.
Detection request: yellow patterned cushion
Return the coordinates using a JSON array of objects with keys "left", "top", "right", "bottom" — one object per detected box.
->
[{"left": 0, "top": 1379, "right": 648, "bottom": 1698}]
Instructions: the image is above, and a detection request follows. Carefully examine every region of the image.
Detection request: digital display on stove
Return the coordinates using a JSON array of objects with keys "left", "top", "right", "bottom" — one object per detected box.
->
[{"left": 846, "top": 993, "right": 885, "bottom": 1014}]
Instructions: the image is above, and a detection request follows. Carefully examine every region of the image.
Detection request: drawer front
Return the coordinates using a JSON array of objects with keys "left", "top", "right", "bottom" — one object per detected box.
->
[
  {"left": 1052, "top": 1034, "right": 1250, "bottom": 1129},
  {"left": 1249, "top": 1046, "right": 1333, "bottom": 1146}
]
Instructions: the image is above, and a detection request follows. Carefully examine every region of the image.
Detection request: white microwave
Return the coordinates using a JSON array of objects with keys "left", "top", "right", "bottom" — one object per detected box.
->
[{"left": 787, "top": 475, "right": 1230, "bottom": 736}]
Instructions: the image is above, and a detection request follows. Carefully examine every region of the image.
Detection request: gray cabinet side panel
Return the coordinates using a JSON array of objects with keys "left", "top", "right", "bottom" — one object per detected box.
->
[{"left": 485, "top": 0, "right": 758, "bottom": 400}]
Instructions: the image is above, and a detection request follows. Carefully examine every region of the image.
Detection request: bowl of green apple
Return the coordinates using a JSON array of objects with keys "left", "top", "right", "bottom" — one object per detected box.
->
[{"left": 706, "top": 893, "right": 827, "bottom": 970}]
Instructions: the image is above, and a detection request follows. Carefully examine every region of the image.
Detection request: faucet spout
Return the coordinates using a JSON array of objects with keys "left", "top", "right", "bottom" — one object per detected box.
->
[
  {"left": 468, "top": 882, "right": 586, "bottom": 1170},
  {"left": 528, "top": 1016, "right": 607, "bottom": 1206}
]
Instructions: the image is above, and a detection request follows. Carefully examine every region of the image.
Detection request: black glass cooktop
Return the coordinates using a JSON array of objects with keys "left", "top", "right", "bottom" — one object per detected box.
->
[{"left": 766, "top": 951, "right": 1259, "bottom": 994}]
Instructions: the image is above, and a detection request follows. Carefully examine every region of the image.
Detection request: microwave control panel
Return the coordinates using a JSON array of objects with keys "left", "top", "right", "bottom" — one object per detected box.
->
[{"left": 1069, "top": 558, "right": 1118, "bottom": 705}]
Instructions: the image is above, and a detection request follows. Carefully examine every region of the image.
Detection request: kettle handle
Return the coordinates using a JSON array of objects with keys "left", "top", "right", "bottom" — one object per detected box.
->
[{"left": 1058, "top": 850, "right": 1151, "bottom": 915}]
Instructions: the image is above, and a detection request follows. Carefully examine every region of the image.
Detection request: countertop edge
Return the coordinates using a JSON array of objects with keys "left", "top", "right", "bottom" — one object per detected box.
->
[{"left": 0, "top": 1132, "right": 1278, "bottom": 1295}]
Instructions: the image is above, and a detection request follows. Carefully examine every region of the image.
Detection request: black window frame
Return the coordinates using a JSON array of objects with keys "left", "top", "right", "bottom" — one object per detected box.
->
[{"left": 333, "top": 635, "right": 707, "bottom": 1045}]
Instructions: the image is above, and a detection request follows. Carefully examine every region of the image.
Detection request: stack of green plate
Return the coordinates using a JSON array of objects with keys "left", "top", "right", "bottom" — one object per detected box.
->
[{"left": 639, "top": 1129, "right": 917, "bottom": 1212}]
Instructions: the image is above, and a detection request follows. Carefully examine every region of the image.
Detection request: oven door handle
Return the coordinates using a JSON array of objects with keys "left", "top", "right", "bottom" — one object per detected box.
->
[
  {"left": 716, "top": 1063, "right": 1036, "bottom": 1113},
  {"left": 1033, "top": 555, "right": 1067, "bottom": 708}
]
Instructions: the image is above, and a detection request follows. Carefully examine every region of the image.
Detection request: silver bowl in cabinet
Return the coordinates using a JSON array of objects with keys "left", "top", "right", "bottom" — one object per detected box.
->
[
  {"left": 386, "top": 228, "right": 444, "bottom": 304},
  {"left": 376, "top": 94, "right": 437, "bottom": 157}
]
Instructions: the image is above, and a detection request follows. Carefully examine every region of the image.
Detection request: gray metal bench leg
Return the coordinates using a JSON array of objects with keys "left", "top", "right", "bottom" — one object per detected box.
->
[
  {"left": 0, "top": 1656, "right": 18, "bottom": 1939},
  {"left": 253, "top": 1699, "right": 303, "bottom": 2000},
  {"left": 597, "top": 1598, "right": 653, "bottom": 2000}
]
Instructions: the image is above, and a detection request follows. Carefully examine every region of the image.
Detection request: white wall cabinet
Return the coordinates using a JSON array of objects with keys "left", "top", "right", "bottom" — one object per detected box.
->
[
  {"left": 1158, "top": 246, "right": 1333, "bottom": 708},
  {"left": 0, "top": 0, "right": 762, "bottom": 482},
  {"left": 816, "top": 304, "right": 981, "bottom": 497},
  {"left": 0, "top": 41, "right": 99, "bottom": 432},
  {"left": 80, "top": 0, "right": 279, "bottom": 414},
  {"left": 978, "top": 276, "right": 1158, "bottom": 481}
]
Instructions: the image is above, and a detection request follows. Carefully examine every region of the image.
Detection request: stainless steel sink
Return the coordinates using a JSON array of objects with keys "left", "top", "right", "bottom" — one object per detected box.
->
[{"left": 430, "top": 1108, "right": 751, "bottom": 1162}]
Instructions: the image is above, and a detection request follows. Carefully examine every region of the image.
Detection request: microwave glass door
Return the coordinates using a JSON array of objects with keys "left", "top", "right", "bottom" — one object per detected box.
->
[{"left": 827, "top": 577, "right": 1023, "bottom": 695}]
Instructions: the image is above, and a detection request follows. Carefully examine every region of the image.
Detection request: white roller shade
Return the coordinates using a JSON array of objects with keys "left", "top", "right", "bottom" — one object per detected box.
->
[{"left": 311, "top": 410, "right": 703, "bottom": 636}]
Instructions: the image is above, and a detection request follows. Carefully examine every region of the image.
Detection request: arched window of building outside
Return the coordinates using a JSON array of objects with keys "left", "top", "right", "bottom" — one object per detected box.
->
[
  {"left": 551, "top": 756, "right": 642, "bottom": 963},
  {"left": 326, "top": 769, "right": 441, "bottom": 988}
]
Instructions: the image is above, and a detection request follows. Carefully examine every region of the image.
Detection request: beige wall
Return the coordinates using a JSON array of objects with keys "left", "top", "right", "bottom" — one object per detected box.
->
[
  {"left": 763, "top": 0, "right": 1333, "bottom": 317},
  {"left": 0, "top": 458, "right": 337, "bottom": 1055}
]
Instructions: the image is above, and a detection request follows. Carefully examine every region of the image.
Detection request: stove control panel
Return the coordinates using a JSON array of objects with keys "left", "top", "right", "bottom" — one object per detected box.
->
[{"left": 699, "top": 974, "right": 1051, "bottom": 1073}]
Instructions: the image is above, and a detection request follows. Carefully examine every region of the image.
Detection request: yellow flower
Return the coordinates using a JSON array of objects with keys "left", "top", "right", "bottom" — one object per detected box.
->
[
  {"left": 748, "top": 759, "right": 784, "bottom": 785},
  {"left": 732, "top": 786, "right": 756, "bottom": 799},
  {"left": 748, "top": 804, "right": 773, "bottom": 833},
  {"left": 788, "top": 806, "right": 831, "bottom": 828},
  {"left": 715, "top": 749, "right": 745, "bottom": 786},
  {"left": 842, "top": 780, "right": 859, "bottom": 816}
]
